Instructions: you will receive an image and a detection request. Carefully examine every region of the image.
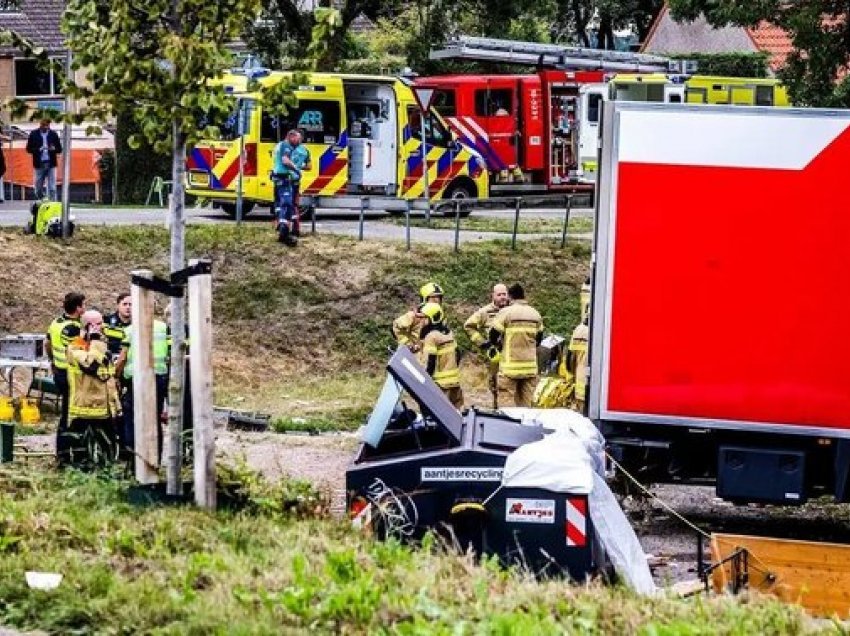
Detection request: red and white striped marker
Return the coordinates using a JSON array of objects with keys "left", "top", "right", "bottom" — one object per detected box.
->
[{"left": 566, "top": 497, "right": 587, "bottom": 547}]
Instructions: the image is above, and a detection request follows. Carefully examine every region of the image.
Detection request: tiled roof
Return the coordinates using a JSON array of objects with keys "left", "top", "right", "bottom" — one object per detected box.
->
[
  {"left": 745, "top": 22, "right": 794, "bottom": 71},
  {"left": 0, "top": 0, "right": 66, "bottom": 56}
]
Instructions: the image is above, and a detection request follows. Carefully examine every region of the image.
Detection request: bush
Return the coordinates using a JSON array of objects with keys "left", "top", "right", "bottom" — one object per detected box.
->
[
  {"left": 114, "top": 110, "right": 172, "bottom": 204},
  {"left": 672, "top": 52, "right": 770, "bottom": 78}
]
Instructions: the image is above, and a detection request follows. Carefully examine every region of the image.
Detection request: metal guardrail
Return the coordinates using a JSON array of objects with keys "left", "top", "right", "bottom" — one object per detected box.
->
[{"left": 299, "top": 193, "right": 590, "bottom": 252}]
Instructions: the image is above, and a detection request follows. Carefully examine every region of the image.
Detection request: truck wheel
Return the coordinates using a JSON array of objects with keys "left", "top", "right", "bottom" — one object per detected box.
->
[
  {"left": 218, "top": 202, "right": 255, "bottom": 219},
  {"left": 442, "top": 180, "right": 476, "bottom": 217}
]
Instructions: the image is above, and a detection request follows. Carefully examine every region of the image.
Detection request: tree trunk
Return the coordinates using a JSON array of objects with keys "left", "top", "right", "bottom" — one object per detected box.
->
[
  {"left": 166, "top": 121, "right": 187, "bottom": 496},
  {"left": 598, "top": 13, "right": 615, "bottom": 50}
]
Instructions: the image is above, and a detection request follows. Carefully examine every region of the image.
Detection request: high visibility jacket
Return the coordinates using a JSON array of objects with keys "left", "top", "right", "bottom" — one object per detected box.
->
[
  {"left": 67, "top": 339, "right": 120, "bottom": 420},
  {"left": 463, "top": 302, "right": 503, "bottom": 347},
  {"left": 122, "top": 321, "right": 169, "bottom": 378},
  {"left": 569, "top": 322, "right": 589, "bottom": 397},
  {"left": 420, "top": 329, "right": 461, "bottom": 389},
  {"left": 47, "top": 314, "right": 81, "bottom": 371},
  {"left": 490, "top": 300, "right": 543, "bottom": 379},
  {"left": 103, "top": 313, "right": 130, "bottom": 358},
  {"left": 392, "top": 309, "right": 428, "bottom": 350}
]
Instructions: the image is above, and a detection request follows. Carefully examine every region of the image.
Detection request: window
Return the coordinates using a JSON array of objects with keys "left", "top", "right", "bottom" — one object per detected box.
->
[
  {"left": 432, "top": 89, "right": 456, "bottom": 117},
  {"left": 15, "top": 58, "right": 62, "bottom": 97},
  {"left": 668, "top": 93, "right": 683, "bottom": 103},
  {"left": 474, "top": 88, "right": 513, "bottom": 116},
  {"left": 0, "top": 0, "right": 22, "bottom": 10},
  {"left": 755, "top": 85, "right": 774, "bottom": 106},
  {"left": 586, "top": 94, "right": 602, "bottom": 123},
  {"left": 407, "top": 107, "right": 451, "bottom": 147},
  {"left": 261, "top": 99, "right": 341, "bottom": 144}
]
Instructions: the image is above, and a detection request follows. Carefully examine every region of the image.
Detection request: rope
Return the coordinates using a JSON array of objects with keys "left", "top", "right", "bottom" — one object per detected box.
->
[
  {"left": 607, "top": 452, "right": 780, "bottom": 583},
  {"left": 606, "top": 452, "right": 711, "bottom": 539}
]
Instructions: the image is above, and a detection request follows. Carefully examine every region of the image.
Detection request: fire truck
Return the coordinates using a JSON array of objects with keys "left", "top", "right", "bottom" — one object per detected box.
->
[{"left": 421, "top": 36, "right": 788, "bottom": 192}]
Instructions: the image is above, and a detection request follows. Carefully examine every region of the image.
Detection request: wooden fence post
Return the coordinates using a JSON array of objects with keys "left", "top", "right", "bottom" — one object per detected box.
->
[
  {"left": 188, "top": 259, "right": 215, "bottom": 510},
  {"left": 131, "top": 270, "right": 159, "bottom": 484}
]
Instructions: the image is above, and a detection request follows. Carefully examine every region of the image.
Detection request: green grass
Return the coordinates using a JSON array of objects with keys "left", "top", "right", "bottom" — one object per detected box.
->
[
  {"left": 1, "top": 226, "right": 590, "bottom": 426},
  {"left": 0, "top": 466, "right": 820, "bottom": 634},
  {"left": 386, "top": 215, "right": 594, "bottom": 235}
]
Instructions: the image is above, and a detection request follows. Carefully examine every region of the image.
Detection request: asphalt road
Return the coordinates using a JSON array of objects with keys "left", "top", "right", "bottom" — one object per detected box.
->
[{"left": 0, "top": 202, "right": 595, "bottom": 245}]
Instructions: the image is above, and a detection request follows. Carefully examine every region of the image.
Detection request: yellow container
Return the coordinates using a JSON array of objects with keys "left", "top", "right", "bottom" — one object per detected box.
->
[
  {"left": 19, "top": 398, "right": 40, "bottom": 425},
  {"left": 0, "top": 396, "right": 13, "bottom": 422}
]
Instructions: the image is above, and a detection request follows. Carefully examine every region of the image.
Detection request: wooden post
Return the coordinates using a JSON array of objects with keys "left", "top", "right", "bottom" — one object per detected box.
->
[
  {"left": 131, "top": 269, "right": 159, "bottom": 484},
  {"left": 188, "top": 258, "right": 215, "bottom": 510}
]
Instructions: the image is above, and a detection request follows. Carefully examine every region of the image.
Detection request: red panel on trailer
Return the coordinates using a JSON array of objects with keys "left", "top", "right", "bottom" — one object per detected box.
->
[
  {"left": 600, "top": 106, "right": 850, "bottom": 433},
  {"left": 520, "top": 76, "right": 544, "bottom": 171}
]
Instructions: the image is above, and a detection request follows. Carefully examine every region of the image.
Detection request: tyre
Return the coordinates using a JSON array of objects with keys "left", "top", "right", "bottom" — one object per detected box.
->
[
  {"left": 218, "top": 201, "right": 255, "bottom": 219},
  {"left": 442, "top": 180, "right": 476, "bottom": 217}
]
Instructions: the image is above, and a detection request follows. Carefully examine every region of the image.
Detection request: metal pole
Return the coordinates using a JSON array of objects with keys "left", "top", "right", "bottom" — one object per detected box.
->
[
  {"left": 405, "top": 199, "right": 411, "bottom": 251},
  {"left": 421, "top": 116, "right": 430, "bottom": 223},
  {"left": 60, "top": 50, "right": 72, "bottom": 240},
  {"left": 560, "top": 195, "right": 572, "bottom": 249},
  {"left": 311, "top": 204, "right": 316, "bottom": 235},
  {"left": 453, "top": 200, "right": 461, "bottom": 253},
  {"left": 511, "top": 197, "right": 521, "bottom": 250},
  {"left": 235, "top": 99, "right": 245, "bottom": 226},
  {"left": 358, "top": 197, "right": 367, "bottom": 241}
]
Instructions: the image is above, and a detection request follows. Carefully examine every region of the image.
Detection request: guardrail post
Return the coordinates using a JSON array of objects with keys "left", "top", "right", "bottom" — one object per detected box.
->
[
  {"left": 358, "top": 197, "right": 367, "bottom": 241},
  {"left": 511, "top": 197, "right": 521, "bottom": 251},
  {"left": 405, "top": 199, "right": 412, "bottom": 251},
  {"left": 560, "top": 195, "right": 572, "bottom": 249},
  {"left": 453, "top": 200, "right": 462, "bottom": 253},
  {"left": 310, "top": 201, "right": 317, "bottom": 236}
]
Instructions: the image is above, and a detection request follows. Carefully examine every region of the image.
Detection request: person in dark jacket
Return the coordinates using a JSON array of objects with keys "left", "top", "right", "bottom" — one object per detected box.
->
[{"left": 26, "top": 118, "right": 62, "bottom": 200}]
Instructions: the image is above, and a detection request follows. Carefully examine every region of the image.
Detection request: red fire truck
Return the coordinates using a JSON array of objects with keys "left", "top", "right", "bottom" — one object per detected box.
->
[{"left": 420, "top": 36, "right": 673, "bottom": 193}]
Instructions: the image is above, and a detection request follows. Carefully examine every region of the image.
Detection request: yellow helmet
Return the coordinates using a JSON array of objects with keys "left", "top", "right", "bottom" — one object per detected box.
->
[
  {"left": 420, "top": 302, "right": 444, "bottom": 325},
  {"left": 419, "top": 282, "right": 444, "bottom": 302}
]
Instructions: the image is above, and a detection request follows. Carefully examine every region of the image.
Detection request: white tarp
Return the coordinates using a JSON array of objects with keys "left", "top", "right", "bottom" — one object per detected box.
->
[{"left": 499, "top": 408, "right": 657, "bottom": 596}]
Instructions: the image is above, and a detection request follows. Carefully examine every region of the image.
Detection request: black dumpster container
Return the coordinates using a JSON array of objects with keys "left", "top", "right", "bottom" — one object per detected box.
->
[{"left": 346, "top": 348, "right": 597, "bottom": 581}]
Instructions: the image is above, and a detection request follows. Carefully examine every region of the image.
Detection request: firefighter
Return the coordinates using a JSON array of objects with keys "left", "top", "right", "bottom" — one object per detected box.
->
[
  {"left": 464, "top": 283, "right": 510, "bottom": 408},
  {"left": 419, "top": 302, "right": 464, "bottom": 410},
  {"left": 273, "top": 129, "right": 312, "bottom": 246},
  {"left": 392, "top": 282, "right": 444, "bottom": 353},
  {"left": 62, "top": 310, "right": 121, "bottom": 466},
  {"left": 567, "top": 313, "right": 589, "bottom": 413},
  {"left": 45, "top": 291, "right": 85, "bottom": 463},
  {"left": 488, "top": 283, "right": 544, "bottom": 407},
  {"left": 103, "top": 292, "right": 132, "bottom": 360}
]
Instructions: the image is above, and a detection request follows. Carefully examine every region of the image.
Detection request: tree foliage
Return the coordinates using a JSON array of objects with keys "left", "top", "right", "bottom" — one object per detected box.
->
[
  {"left": 670, "top": 52, "right": 769, "bottom": 78},
  {"left": 668, "top": 0, "right": 850, "bottom": 106}
]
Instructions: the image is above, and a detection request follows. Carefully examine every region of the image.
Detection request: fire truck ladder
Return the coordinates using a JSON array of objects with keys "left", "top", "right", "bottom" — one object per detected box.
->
[{"left": 430, "top": 35, "right": 686, "bottom": 74}]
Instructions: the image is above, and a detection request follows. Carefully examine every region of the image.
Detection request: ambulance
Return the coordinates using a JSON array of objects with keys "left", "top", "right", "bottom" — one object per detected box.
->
[{"left": 185, "top": 70, "right": 489, "bottom": 217}]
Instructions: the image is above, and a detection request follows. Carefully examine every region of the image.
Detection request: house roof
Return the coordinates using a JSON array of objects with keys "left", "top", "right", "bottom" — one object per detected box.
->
[
  {"left": 642, "top": 2, "right": 793, "bottom": 73},
  {"left": 745, "top": 22, "right": 794, "bottom": 72},
  {"left": 0, "top": 0, "right": 66, "bottom": 56}
]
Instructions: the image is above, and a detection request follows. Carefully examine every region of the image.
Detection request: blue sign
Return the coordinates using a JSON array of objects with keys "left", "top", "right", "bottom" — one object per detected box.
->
[{"left": 37, "top": 100, "right": 65, "bottom": 112}]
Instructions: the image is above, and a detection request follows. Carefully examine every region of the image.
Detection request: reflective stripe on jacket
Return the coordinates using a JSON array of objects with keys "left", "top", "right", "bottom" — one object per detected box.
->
[
  {"left": 421, "top": 329, "right": 461, "bottom": 388},
  {"left": 491, "top": 300, "right": 543, "bottom": 379}
]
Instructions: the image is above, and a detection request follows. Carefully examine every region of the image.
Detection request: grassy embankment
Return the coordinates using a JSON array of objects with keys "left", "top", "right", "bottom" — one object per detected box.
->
[
  {"left": 0, "top": 225, "right": 589, "bottom": 431},
  {"left": 387, "top": 215, "right": 594, "bottom": 235},
  {"left": 0, "top": 466, "right": 818, "bottom": 634}
]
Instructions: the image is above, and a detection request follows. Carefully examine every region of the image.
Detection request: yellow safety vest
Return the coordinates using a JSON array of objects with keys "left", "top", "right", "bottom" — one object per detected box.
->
[
  {"left": 421, "top": 330, "right": 461, "bottom": 388},
  {"left": 47, "top": 314, "right": 80, "bottom": 370},
  {"left": 123, "top": 321, "right": 169, "bottom": 378},
  {"left": 491, "top": 301, "right": 543, "bottom": 379}
]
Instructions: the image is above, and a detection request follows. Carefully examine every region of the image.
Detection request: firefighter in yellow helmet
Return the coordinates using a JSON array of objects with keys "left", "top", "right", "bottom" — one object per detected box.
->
[
  {"left": 464, "top": 282, "right": 510, "bottom": 408},
  {"left": 419, "top": 301, "right": 464, "bottom": 410},
  {"left": 392, "top": 282, "right": 444, "bottom": 353},
  {"left": 488, "top": 283, "right": 544, "bottom": 407}
]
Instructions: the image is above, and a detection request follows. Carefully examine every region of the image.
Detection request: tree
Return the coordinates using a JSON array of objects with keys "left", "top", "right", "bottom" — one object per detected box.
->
[
  {"left": 63, "top": 0, "right": 264, "bottom": 494},
  {"left": 245, "top": 0, "right": 399, "bottom": 70},
  {"left": 668, "top": 0, "right": 850, "bottom": 106}
]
